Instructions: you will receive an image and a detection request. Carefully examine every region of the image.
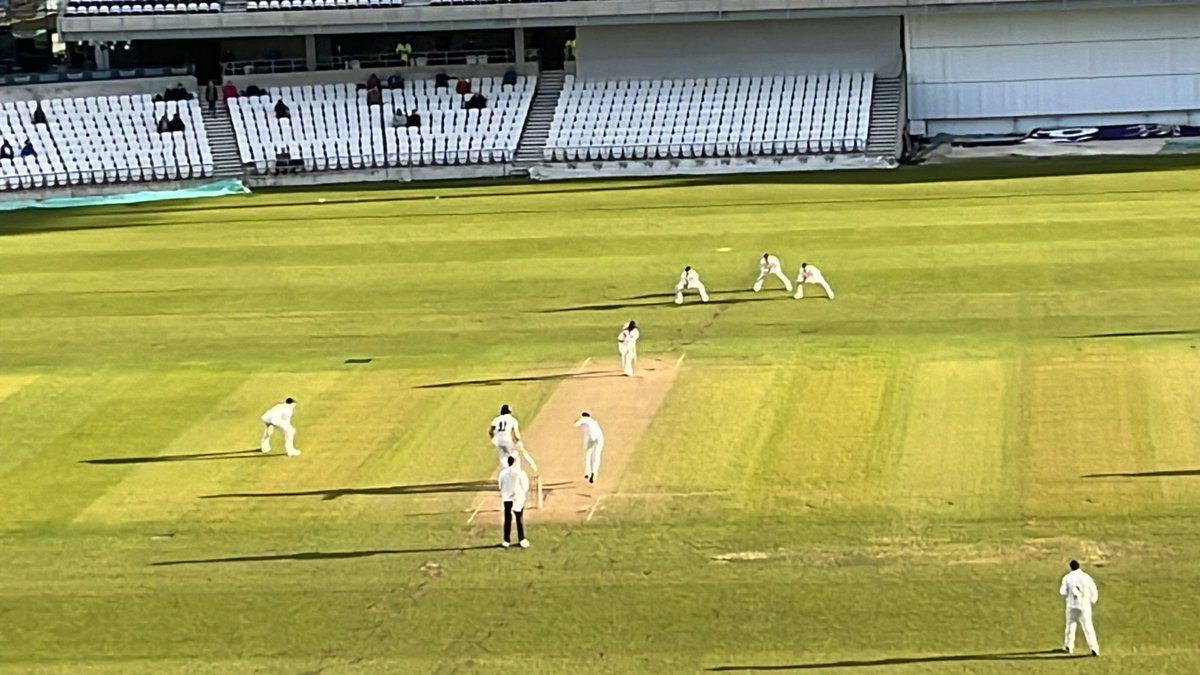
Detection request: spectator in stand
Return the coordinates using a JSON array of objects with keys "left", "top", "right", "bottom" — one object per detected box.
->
[
  {"left": 0, "top": 139, "right": 13, "bottom": 160},
  {"left": 32, "top": 102, "right": 47, "bottom": 125},
  {"left": 455, "top": 78, "right": 471, "bottom": 96},
  {"left": 564, "top": 36, "right": 577, "bottom": 61},
  {"left": 366, "top": 87, "right": 383, "bottom": 107},
  {"left": 464, "top": 92, "right": 488, "bottom": 110},
  {"left": 366, "top": 73, "right": 381, "bottom": 91},
  {"left": 245, "top": 84, "right": 267, "bottom": 97},
  {"left": 394, "top": 39, "right": 413, "bottom": 65},
  {"left": 20, "top": 139, "right": 35, "bottom": 158},
  {"left": 153, "top": 94, "right": 165, "bottom": 103},
  {"left": 222, "top": 82, "right": 238, "bottom": 100},
  {"left": 406, "top": 109, "right": 422, "bottom": 128},
  {"left": 156, "top": 113, "right": 171, "bottom": 134},
  {"left": 205, "top": 80, "right": 218, "bottom": 113},
  {"left": 167, "top": 113, "right": 186, "bottom": 133},
  {"left": 435, "top": 71, "right": 450, "bottom": 89},
  {"left": 274, "top": 99, "right": 291, "bottom": 120},
  {"left": 502, "top": 67, "right": 518, "bottom": 89},
  {"left": 387, "top": 73, "right": 404, "bottom": 89},
  {"left": 391, "top": 108, "right": 406, "bottom": 128}
]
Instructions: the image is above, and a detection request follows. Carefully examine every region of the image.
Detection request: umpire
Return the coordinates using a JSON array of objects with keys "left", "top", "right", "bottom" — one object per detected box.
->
[{"left": 498, "top": 455, "right": 530, "bottom": 549}]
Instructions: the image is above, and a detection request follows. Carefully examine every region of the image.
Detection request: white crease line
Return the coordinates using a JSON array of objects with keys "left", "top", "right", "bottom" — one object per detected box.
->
[
  {"left": 466, "top": 501, "right": 483, "bottom": 524},
  {"left": 586, "top": 495, "right": 603, "bottom": 522},
  {"left": 579, "top": 357, "right": 592, "bottom": 371},
  {"left": 675, "top": 353, "right": 686, "bottom": 368}
]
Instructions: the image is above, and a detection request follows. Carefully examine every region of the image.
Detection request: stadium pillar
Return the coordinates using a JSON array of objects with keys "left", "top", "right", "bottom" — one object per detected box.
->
[
  {"left": 304, "top": 35, "right": 317, "bottom": 72},
  {"left": 514, "top": 28, "right": 527, "bottom": 74}
]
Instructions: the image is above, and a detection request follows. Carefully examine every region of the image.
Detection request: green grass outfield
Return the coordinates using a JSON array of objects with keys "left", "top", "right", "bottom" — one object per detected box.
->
[{"left": 2, "top": 158, "right": 1199, "bottom": 673}]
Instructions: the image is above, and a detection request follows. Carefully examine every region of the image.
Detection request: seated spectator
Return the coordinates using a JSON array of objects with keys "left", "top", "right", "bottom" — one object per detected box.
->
[
  {"left": 167, "top": 113, "right": 186, "bottom": 133},
  {"left": 32, "top": 102, "right": 47, "bottom": 125},
  {"left": 502, "top": 67, "right": 517, "bottom": 88},
  {"left": 245, "top": 85, "right": 267, "bottom": 97},
  {"left": 20, "top": 139, "right": 35, "bottom": 158},
  {"left": 156, "top": 114, "right": 171, "bottom": 134},
  {"left": 464, "top": 93, "right": 488, "bottom": 110},
  {"left": 391, "top": 108, "right": 406, "bottom": 128},
  {"left": 366, "top": 73, "right": 381, "bottom": 91},
  {"left": 366, "top": 87, "right": 383, "bottom": 107},
  {"left": 275, "top": 99, "right": 291, "bottom": 120},
  {"left": 222, "top": 82, "right": 238, "bottom": 100},
  {"left": 387, "top": 73, "right": 404, "bottom": 89},
  {"left": 434, "top": 71, "right": 449, "bottom": 89},
  {"left": 405, "top": 109, "right": 422, "bottom": 128},
  {"left": 0, "top": 139, "right": 13, "bottom": 160},
  {"left": 455, "top": 78, "right": 471, "bottom": 96},
  {"left": 153, "top": 93, "right": 165, "bottom": 103}
]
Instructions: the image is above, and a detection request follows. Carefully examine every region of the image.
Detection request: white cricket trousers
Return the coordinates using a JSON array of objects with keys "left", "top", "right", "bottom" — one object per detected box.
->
[
  {"left": 261, "top": 422, "right": 296, "bottom": 453},
  {"left": 674, "top": 281, "right": 710, "bottom": 304},
  {"left": 753, "top": 269, "right": 793, "bottom": 292},
  {"left": 795, "top": 279, "right": 835, "bottom": 300},
  {"left": 584, "top": 437, "right": 604, "bottom": 478},
  {"left": 1064, "top": 606, "right": 1099, "bottom": 654},
  {"left": 494, "top": 440, "right": 520, "bottom": 470},
  {"left": 619, "top": 344, "right": 637, "bottom": 376}
]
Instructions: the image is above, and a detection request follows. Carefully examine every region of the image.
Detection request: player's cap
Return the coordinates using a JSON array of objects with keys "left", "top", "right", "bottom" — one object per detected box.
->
[
  {"left": 801, "top": 262, "right": 808, "bottom": 267},
  {"left": 580, "top": 411, "right": 590, "bottom": 417},
  {"left": 285, "top": 397, "right": 296, "bottom": 404},
  {"left": 500, "top": 404, "right": 511, "bottom": 415}
]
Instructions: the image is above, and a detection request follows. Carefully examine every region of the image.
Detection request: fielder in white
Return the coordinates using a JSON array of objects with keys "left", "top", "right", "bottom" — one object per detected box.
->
[
  {"left": 574, "top": 411, "right": 605, "bottom": 483},
  {"left": 488, "top": 404, "right": 522, "bottom": 470},
  {"left": 1060, "top": 560, "right": 1100, "bottom": 656},
  {"left": 674, "top": 266, "right": 710, "bottom": 304},
  {"left": 753, "top": 253, "right": 793, "bottom": 292},
  {"left": 794, "top": 262, "right": 835, "bottom": 300},
  {"left": 260, "top": 397, "right": 300, "bottom": 457},
  {"left": 618, "top": 320, "right": 639, "bottom": 376}
]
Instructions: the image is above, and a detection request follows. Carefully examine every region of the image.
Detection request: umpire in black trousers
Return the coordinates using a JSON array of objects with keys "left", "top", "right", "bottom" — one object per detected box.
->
[{"left": 498, "top": 455, "right": 530, "bottom": 549}]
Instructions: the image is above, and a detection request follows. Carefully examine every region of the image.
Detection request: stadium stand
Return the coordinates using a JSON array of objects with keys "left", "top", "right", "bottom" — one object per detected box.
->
[
  {"left": 246, "top": 0, "right": 399, "bottom": 9},
  {"left": 227, "top": 75, "right": 534, "bottom": 173},
  {"left": 544, "top": 72, "right": 873, "bottom": 161},
  {"left": 0, "top": 95, "right": 214, "bottom": 190},
  {"left": 63, "top": 0, "right": 222, "bottom": 13}
]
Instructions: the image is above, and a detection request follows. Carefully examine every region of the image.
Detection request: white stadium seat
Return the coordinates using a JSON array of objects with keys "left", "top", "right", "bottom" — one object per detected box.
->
[{"left": 545, "top": 71, "right": 874, "bottom": 161}]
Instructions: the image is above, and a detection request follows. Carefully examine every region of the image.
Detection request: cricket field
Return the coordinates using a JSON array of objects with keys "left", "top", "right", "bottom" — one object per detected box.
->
[{"left": 1, "top": 158, "right": 1199, "bottom": 673}]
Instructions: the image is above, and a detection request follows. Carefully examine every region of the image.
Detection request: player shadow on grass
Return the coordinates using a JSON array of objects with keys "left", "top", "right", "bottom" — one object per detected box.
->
[
  {"left": 150, "top": 544, "right": 498, "bottom": 567},
  {"left": 542, "top": 294, "right": 778, "bottom": 314},
  {"left": 201, "top": 480, "right": 503, "bottom": 501},
  {"left": 1066, "top": 329, "right": 1198, "bottom": 339},
  {"left": 80, "top": 449, "right": 276, "bottom": 465},
  {"left": 707, "top": 649, "right": 1082, "bottom": 671},
  {"left": 415, "top": 371, "right": 624, "bottom": 389},
  {"left": 1083, "top": 468, "right": 1200, "bottom": 479}
]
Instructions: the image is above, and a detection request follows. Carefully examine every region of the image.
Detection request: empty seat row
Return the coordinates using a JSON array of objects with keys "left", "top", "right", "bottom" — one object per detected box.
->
[{"left": 545, "top": 72, "right": 875, "bottom": 161}]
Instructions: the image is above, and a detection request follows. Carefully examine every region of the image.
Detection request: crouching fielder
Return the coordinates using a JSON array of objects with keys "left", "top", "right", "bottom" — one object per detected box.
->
[
  {"left": 753, "top": 253, "right": 793, "bottom": 292},
  {"left": 261, "top": 397, "right": 300, "bottom": 456},
  {"left": 794, "top": 262, "right": 834, "bottom": 300},
  {"left": 618, "top": 320, "right": 639, "bottom": 376},
  {"left": 674, "top": 266, "right": 710, "bottom": 304},
  {"left": 574, "top": 412, "right": 605, "bottom": 483}
]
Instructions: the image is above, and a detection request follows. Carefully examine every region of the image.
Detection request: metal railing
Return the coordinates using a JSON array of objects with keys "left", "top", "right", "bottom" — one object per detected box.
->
[
  {"left": 246, "top": 146, "right": 512, "bottom": 175},
  {"left": 0, "top": 162, "right": 212, "bottom": 191},
  {"left": 1, "top": 65, "right": 194, "bottom": 86},
  {"left": 221, "top": 49, "right": 515, "bottom": 76},
  {"left": 541, "top": 137, "right": 867, "bottom": 161}
]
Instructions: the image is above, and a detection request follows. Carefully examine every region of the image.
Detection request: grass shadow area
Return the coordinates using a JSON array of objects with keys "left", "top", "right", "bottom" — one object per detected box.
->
[
  {"left": 81, "top": 449, "right": 273, "bottom": 465},
  {"left": 151, "top": 544, "right": 498, "bottom": 566},
  {"left": 1083, "top": 468, "right": 1200, "bottom": 479},
  {"left": 201, "top": 480, "right": 500, "bottom": 501},
  {"left": 707, "top": 649, "right": 1083, "bottom": 671}
]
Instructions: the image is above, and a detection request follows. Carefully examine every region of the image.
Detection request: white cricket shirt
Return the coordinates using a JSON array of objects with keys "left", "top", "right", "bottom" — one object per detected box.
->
[
  {"left": 262, "top": 403, "right": 295, "bottom": 426},
  {"left": 618, "top": 327, "right": 640, "bottom": 346},
  {"left": 498, "top": 466, "right": 530, "bottom": 506},
  {"left": 575, "top": 416, "right": 604, "bottom": 442},
  {"left": 490, "top": 413, "right": 520, "bottom": 444},
  {"left": 761, "top": 255, "right": 781, "bottom": 273},
  {"left": 1060, "top": 570, "right": 1099, "bottom": 610}
]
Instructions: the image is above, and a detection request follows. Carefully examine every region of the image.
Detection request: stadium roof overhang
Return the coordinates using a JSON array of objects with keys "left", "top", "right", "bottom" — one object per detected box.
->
[{"left": 59, "top": 0, "right": 1200, "bottom": 42}]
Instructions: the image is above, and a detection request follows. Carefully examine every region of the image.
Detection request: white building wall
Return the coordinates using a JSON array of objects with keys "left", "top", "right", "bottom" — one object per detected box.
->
[
  {"left": 907, "top": 6, "right": 1200, "bottom": 135},
  {"left": 576, "top": 17, "right": 902, "bottom": 80}
]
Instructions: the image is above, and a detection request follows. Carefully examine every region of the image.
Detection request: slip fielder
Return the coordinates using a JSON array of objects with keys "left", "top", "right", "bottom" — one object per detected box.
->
[{"left": 753, "top": 253, "right": 793, "bottom": 292}]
